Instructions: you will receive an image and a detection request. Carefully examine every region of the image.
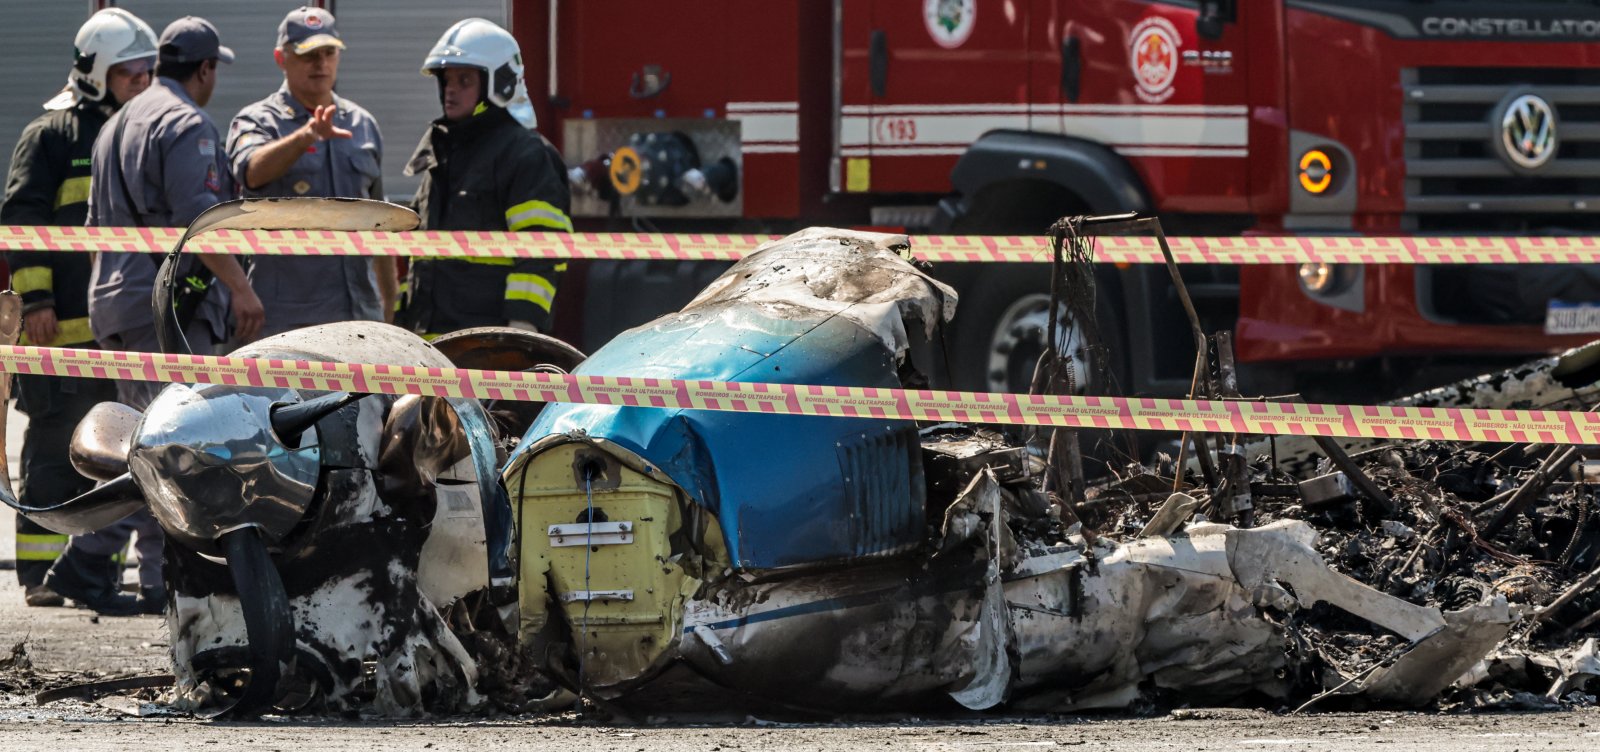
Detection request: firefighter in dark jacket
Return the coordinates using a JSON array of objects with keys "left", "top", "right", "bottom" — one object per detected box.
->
[
  {"left": 401, "top": 18, "right": 572, "bottom": 338},
  {"left": 0, "top": 8, "right": 156, "bottom": 608}
]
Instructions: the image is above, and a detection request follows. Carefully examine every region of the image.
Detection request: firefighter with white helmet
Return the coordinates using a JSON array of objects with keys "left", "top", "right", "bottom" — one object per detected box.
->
[
  {"left": 0, "top": 8, "right": 157, "bottom": 610},
  {"left": 399, "top": 18, "right": 572, "bottom": 337},
  {"left": 43, "top": 8, "right": 159, "bottom": 112}
]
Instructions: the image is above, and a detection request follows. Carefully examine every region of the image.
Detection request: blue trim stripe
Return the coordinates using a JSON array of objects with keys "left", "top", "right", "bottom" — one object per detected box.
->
[{"left": 685, "top": 586, "right": 901, "bottom": 634}]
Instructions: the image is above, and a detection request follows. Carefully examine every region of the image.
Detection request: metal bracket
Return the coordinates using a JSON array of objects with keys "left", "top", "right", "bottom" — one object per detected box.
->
[
  {"left": 548, "top": 521, "right": 635, "bottom": 547},
  {"left": 560, "top": 590, "right": 635, "bottom": 603}
]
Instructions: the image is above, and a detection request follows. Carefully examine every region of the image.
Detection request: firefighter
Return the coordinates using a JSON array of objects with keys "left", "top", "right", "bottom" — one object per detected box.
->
[
  {"left": 0, "top": 9, "right": 156, "bottom": 609},
  {"left": 226, "top": 6, "right": 396, "bottom": 341},
  {"left": 400, "top": 18, "right": 572, "bottom": 338}
]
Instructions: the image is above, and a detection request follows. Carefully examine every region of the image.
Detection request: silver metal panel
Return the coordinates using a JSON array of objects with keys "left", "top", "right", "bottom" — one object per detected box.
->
[
  {"left": 559, "top": 589, "right": 635, "bottom": 603},
  {"left": 548, "top": 521, "right": 635, "bottom": 547},
  {"left": 563, "top": 118, "right": 743, "bottom": 219},
  {"left": 235, "top": 319, "right": 455, "bottom": 367}
]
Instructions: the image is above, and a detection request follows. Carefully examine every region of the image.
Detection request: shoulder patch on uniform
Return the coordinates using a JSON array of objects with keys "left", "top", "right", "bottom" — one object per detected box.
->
[
  {"left": 198, "top": 138, "right": 215, "bottom": 157},
  {"left": 205, "top": 163, "right": 221, "bottom": 192}
]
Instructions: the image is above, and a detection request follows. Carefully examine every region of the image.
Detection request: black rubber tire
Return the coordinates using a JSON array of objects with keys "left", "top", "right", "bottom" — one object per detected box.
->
[
  {"left": 946, "top": 265, "right": 1128, "bottom": 396},
  {"left": 217, "top": 527, "right": 293, "bottom": 719}
]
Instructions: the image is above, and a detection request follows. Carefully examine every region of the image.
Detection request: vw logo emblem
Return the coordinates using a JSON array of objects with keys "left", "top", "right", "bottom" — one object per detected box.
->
[{"left": 1496, "top": 93, "right": 1558, "bottom": 171}]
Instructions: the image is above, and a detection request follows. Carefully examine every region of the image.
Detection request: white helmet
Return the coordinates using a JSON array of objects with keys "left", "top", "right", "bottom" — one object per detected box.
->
[
  {"left": 421, "top": 18, "right": 536, "bottom": 128},
  {"left": 45, "top": 8, "right": 158, "bottom": 110}
]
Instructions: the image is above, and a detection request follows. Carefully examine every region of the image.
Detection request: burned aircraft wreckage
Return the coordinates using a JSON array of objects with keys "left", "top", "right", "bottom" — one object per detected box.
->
[
  {"left": 1, "top": 200, "right": 583, "bottom": 716},
  {"left": 7, "top": 199, "right": 1600, "bottom": 717}
]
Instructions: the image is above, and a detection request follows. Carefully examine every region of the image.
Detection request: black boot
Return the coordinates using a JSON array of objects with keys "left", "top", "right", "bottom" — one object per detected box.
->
[
  {"left": 23, "top": 584, "right": 64, "bottom": 608},
  {"left": 43, "top": 549, "right": 141, "bottom": 617},
  {"left": 137, "top": 584, "right": 167, "bottom": 616}
]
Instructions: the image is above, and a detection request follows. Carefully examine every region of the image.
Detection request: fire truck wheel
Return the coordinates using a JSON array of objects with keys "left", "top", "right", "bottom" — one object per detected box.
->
[{"left": 948, "top": 267, "right": 1126, "bottom": 396}]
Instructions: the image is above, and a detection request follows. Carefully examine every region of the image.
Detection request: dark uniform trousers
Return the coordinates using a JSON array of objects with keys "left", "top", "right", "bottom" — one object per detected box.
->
[{"left": 14, "top": 374, "right": 116, "bottom": 585}]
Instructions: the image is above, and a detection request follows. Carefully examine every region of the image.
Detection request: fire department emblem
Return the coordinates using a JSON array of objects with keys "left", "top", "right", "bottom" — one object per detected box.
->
[
  {"left": 1130, "top": 17, "right": 1181, "bottom": 103},
  {"left": 1495, "top": 92, "right": 1558, "bottom": 172},
  {"left": 924, "top": 0, "right": 976, "bottom": 49}
]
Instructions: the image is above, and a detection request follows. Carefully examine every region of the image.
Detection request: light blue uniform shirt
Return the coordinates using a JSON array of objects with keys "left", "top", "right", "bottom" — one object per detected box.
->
[
  {"left": 227, "top": 84, "right": 385, "bottom": 336},
  {"left": 87, "top": 76, "right": 232, "bottom": 343}
]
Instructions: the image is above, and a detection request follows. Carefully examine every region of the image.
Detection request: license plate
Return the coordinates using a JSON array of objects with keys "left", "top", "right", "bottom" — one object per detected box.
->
[{"left": 1545, "top": 300, "right": 1600, "bottom": 335}]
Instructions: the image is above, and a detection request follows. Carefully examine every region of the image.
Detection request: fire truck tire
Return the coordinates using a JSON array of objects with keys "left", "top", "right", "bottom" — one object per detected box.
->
[{"left": 947, "top": 266, "right": 1127, "bottom": 396}]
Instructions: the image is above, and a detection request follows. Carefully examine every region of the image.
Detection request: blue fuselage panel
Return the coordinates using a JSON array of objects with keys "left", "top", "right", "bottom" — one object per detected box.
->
[{"left": 521, "top": 304, "right": 926, "bottom": 570}]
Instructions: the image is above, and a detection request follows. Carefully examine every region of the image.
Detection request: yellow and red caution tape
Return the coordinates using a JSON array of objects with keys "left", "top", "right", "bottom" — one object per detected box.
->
[
  {"left": 4, "top": 225, "right": 1600, "bottom": 265},
  {"left": 0, "top": 344, "right": 1592, "bottom": 444}
]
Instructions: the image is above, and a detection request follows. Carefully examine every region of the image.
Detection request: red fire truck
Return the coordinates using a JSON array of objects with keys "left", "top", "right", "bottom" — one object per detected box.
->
[{"left": 516, "top": 0, "right": 1600, "bottom": 398}]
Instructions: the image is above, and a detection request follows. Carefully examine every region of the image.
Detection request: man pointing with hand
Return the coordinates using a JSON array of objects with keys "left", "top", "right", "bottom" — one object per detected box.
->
[{"left": 226, "top": 6, "right": 394, "bottom": 340}]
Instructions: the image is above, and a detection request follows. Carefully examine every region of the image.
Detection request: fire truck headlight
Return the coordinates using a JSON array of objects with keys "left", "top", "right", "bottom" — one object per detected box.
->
[{"left": 1298, "top": 262, "right": 1340, "bottom": 294}]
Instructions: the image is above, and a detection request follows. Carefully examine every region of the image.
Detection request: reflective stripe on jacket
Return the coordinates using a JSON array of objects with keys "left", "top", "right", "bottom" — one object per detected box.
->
[{"left": 0, "top": 102, "right": 108, "bottom": 346}]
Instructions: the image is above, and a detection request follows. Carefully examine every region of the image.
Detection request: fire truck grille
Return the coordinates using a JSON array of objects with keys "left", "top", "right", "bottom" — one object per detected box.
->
[{"left": 1403, "top": 67, "right": 1600, "bottom": 218}]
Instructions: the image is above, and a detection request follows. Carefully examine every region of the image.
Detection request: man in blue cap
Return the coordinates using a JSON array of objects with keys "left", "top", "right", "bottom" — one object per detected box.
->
[
  {"left": 69, "top": 16, "right": 262, "bottom": 616},
  {"left": 227, "top": 6, "right": 395, "bottom": 340},
  {"left": 89, "top": 15, "right": 262, "bottom": 378}
]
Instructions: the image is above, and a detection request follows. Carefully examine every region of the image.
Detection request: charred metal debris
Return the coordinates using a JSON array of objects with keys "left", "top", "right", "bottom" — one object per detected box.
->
[
  {"left": 1050, "top": 215, "right": 1600, "bottom": 712},
  {"left": 18, "top": 204, "right": 1600, "bottom": 719}
]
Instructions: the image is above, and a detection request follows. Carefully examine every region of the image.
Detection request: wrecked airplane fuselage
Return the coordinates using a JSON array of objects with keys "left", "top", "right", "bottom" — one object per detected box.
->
[
  {"left": 510, "top": 228, "right": 955, "bottom": 706},
  {"left": 1, "top": 206, "right": 1548, "bottom": 717},
  {"left": 509, "top": 228, "right": 1514, "bottom": 714}
]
